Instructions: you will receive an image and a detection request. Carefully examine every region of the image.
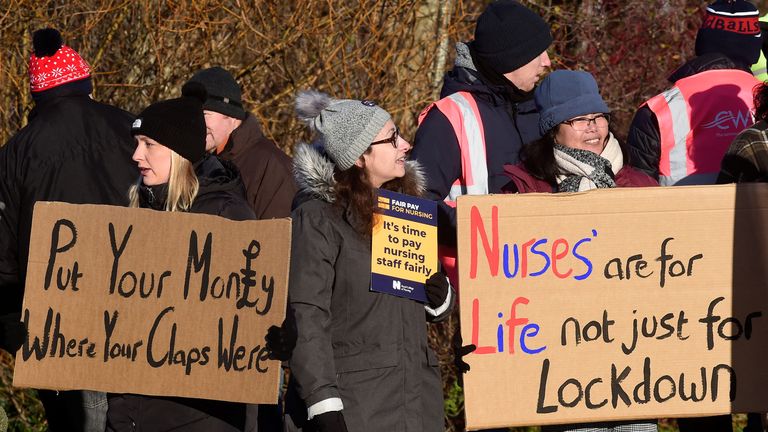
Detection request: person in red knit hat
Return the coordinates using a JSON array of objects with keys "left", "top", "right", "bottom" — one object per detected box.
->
[{"left": 0, "top": 28, "right": 136, "bottom": 431}]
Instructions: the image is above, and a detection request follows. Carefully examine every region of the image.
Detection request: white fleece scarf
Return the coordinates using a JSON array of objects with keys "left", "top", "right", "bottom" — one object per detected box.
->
[{"left": 554, "top": 133, "right": 623, "bottom": 192}]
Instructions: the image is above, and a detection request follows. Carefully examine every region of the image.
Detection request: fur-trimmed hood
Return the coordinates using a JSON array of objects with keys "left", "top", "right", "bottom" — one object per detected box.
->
[{"left": 292, "top": 142, "right": 426, "bottom": 204}]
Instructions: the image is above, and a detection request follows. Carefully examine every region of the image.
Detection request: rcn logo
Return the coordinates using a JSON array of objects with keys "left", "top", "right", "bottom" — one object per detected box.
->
[
  {"left": 702, "top": 110, "right": 752, "bottom": 130},
  {"left": 392, "top": 280, "right": 401, "bottom": 290}
]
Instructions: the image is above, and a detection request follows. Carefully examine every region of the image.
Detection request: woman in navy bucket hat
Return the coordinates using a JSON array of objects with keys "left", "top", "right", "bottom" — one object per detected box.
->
[{"left": 501, "top": 70, "right": 658, "bottom": 431}]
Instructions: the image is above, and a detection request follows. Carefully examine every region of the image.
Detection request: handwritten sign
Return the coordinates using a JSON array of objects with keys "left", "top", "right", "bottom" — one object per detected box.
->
[
  {"left": 13, "top": 202, "right": 290, "bottom": 405},
  {"left": 457, "top": 184, "right": 768, "bottom": 430},
  {"left": 370, "top": 189, "right": 437, "bottom": 302}
]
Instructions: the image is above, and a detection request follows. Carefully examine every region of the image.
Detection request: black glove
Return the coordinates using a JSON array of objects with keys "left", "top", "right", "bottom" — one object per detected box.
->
[
  {"left": 0, "top": 313, "right": 26, "bottom": 354},
  {"left": 452, "top": 331, "right": 476, "bottom": 374},
  {"left": 312, "top": 411, "right": 348, "bottom": 432},
  {"left": 264, "top": 318, "right": 296, "bottom": 361},
  {"left": 424, "top": 272, "right": 449, "bottom": 309}
]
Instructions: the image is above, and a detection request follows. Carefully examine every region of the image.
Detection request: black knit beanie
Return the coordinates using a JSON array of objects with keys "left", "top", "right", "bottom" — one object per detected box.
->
[
  {"left": 472, "top": 0, "right": 552, "bottom": 74},
  {"left": 131, "top": 82, "right": 208, "bottom": 164},
  {"left": 184, "top": 67, "right": 246, "bottom": 120},
  {"left": 695, "top": 0, "right": 762, "bottom": 67}
]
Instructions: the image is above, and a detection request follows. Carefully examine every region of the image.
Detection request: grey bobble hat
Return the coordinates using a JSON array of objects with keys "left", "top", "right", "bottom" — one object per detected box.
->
[
  {"left": 534, "top": 70, "right": 610, "bottom": 135},
  {"left": 185, "top": 66, "right": 246, "bottom": 120},
  {"left": 295, "top": 89, "right": 392, "bottom": 170}
]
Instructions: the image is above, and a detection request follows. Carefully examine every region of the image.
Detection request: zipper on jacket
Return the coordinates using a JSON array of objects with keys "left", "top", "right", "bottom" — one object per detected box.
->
[
  {"left": 147, "top": 187, "right": 155, "bottom": 206},
  {"left": 510, "top": 103, "right": 526, "bottom": 147}
]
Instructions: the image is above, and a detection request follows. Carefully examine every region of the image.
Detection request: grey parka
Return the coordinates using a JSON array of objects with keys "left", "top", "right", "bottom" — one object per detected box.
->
[{"left": 284, "top": 144, "right": 449, "bottom": 432}]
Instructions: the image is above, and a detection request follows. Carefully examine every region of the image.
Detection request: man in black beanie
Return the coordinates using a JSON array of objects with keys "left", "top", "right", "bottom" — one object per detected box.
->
[
  {"left": 0, "top": 28, "right": 135, "bottom": 431},
  {"left": 627, "top": 0, "right": 762, "bottom": 187},
  {"left": 412, "top": 0, "right": 552, "bottom": 287},
  {"left": 183, "top": 67, "right": 295, "bottom": 432},
  {"left": 183, "top": 67, "right": 296, "bottom": 220}
]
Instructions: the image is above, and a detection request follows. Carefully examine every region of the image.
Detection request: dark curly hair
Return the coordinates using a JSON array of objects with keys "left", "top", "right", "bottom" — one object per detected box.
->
[
  {"left": 754, "top": 82, "right": 768, "bottom": 122},
  {"left": 519, "top": 125, "right": 629, "bottom": 186},
  {"left": 333, "top": 150, "right": 422, "bottom": 237}
]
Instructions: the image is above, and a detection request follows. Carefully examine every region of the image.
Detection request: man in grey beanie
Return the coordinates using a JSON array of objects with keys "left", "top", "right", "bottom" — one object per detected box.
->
[{"left": 182, "top": 67, "right": 296, "bottom": 220}]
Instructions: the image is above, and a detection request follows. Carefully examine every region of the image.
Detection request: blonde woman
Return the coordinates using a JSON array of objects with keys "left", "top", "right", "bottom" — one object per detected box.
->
[{"left": 107, "top": 83, "right": 254, "bottom": 432}]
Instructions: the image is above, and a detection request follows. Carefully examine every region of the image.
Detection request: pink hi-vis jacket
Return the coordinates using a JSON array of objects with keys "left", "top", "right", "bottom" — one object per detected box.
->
[
  {"left": 645, "top": 69, "right": 759, "bottom": 186},
  {"left": 417, "top": 91, "right": 490, "bottom": 288}
]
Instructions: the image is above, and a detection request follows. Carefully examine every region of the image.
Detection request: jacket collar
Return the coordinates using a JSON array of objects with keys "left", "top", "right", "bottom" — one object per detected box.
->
[
  {"left": 668, "top": 53, "right": 752, "bottom": 83},
  {"left": 219, "top": 113, "right": 265, "bottom": 156}
]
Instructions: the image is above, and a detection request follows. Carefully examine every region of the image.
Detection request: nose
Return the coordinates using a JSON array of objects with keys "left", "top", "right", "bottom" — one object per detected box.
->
[
  {"left": 541, "top": 51, "right": 551, "bottom": 67},
  {"left": 132, "top": 142, "right": 143, "bottom": 162},
  {"left": 585, "top": 118, "right": 599, "bottom": 131},
  {"left": 398, "top": 136, "right": 412, "bottom": 152}
]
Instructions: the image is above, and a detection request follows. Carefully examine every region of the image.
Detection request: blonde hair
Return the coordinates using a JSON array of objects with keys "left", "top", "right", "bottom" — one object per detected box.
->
[{"left": 129, "top": 150, "right": 199, "bottom": 212}]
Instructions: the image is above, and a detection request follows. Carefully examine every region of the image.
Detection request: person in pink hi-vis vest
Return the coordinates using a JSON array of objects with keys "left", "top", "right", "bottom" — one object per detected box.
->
[{"left": 627, "top": 0, "right": 762, "bottom": 187}]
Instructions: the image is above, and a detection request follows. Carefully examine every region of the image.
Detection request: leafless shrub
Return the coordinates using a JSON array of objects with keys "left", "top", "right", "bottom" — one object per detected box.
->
[{"left": 0, "top": 1, "right": 727, "bottom": 431}]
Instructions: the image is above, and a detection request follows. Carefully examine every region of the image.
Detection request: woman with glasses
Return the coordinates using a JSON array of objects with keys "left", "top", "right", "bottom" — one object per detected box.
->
[
  {"left": 283, "top": 90, "right": 453, "bottom": 432},
  {"left": 503, "top": 70, "right": 656, "bottom": 194},
  {"left": 503, "top": 71, "right": 657, "bottom": 432}
]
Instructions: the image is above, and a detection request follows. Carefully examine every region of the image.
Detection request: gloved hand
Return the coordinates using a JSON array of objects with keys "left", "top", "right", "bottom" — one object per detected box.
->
[
  {"left": 264, "top": 318, "right": 296, "bottom": 361},
  {"left": 312, "top": 411, "right": 348, "bottom": 432},
  {"left": 424, "top": 272, "right": 449, "bottom": 309},
  {"left": 0, "top": 313, "right": 26, "bottom": 354},
  {"left": 452, "top": 331, "right": 476, "bottom": 374}
]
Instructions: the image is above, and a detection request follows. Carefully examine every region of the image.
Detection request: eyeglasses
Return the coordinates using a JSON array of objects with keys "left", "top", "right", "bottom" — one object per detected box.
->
[
  {"left": 370, "top": 128, "right": 401, "bottom": 149},
  {"left": 562, "top": 114, "right": 611, "bottom": 131}
]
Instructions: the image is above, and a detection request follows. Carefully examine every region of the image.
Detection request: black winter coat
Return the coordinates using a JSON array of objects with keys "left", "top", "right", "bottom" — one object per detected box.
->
[
  {"left": 191, "top": 155, "right": 257, "bottom": 221},
  {"left": 412, "top": 42, "right": 542, "bottom": 247},
  {"left": 106, "top": 155, "right": 255, "bottom": 432},
  {"left": 0, "top": 89, "right": 135, "bottom": 316}
]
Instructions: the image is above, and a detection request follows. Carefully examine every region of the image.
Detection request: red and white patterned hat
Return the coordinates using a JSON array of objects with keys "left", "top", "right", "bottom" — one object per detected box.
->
[{"left": 28, "top": 31, "right": 91, "bottom": 93}]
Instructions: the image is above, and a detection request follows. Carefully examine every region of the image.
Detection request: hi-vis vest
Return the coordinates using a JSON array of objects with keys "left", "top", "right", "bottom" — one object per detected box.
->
[
  {"left": 645, "top": 69, "right": 759, "bottom": 186},
  {"left": 418, "top": 91, "right": 489, "bottom": 287},
  {"left": 751, "top": 14, "right": 768, "bottom": 81}
]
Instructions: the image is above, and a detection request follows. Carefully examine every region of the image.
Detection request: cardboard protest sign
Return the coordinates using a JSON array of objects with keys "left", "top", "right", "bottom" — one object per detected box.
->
[
  {"left": 13, "top": 202, "right": 290, "bottom": 405},
  {"left": 370, "top": 189, "right": 437, "bottom": 302},
  {"left": 457, "top": 184, "right": 768, "bottom": 430}
]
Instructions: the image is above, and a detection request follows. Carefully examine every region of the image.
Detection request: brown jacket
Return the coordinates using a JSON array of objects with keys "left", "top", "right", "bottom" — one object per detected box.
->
[{"left": 218, "top": 113, "right": 296, "bottom": 219}]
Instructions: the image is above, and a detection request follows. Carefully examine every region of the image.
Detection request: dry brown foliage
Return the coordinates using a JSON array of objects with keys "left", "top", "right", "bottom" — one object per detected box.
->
[
  {"left": 0, "top": 1, "right": 756, "bottom": 431},
  {"left": 0, "top": 0, "right": 480, "bottom": 153}
]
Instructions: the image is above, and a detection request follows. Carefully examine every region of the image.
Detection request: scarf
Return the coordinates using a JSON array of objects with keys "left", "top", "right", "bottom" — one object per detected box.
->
[{"left": 554, "top": 133, "right": 624, "bottom": 192}]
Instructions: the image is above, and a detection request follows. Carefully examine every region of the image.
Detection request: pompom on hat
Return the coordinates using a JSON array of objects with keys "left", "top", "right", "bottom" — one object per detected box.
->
[
  {"left": 28, "top": 28, "right": 91, "bottom": 93},
  {"left": 295, "top": 89, "right": 391, "bottom": 171}
]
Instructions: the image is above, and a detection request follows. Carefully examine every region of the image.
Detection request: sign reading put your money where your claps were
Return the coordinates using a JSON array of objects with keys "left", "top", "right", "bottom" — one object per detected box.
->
[
  {"left": 458, "top": 184, "right": 768, "bottom": 430},
  {"left": 13, "top": 202, "right": 290, "bottom": 405}
]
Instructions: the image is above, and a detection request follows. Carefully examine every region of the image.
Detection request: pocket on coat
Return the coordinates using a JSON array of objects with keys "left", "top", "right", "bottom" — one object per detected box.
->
[{"left": 334, "top": 346, "right": 399, "bottom": 373}]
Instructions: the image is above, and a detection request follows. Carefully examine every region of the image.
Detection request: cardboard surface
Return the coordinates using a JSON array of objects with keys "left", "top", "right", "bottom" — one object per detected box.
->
[
  {"left": 13, "top": 202, "right": 290, "bottom": 405},
  {"left": 457, "top": 184, "right": 768, "bottom": 429},
  {"left": 370, "top": 189, "right": 437, "bottom": 302}
]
